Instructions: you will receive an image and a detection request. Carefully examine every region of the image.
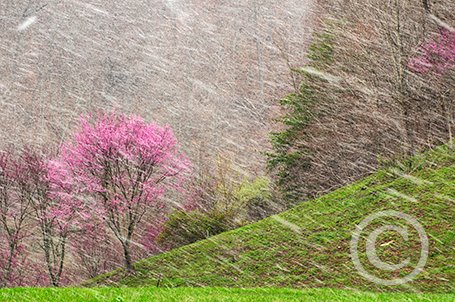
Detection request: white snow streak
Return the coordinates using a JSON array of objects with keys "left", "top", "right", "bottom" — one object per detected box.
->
[
  {"left": 296, "top": 67, "right": 341, "bottom": 84},
  {"left": 17, "top": 16, "right": 37, "bottom": 31},
  {"left": 429, "top": 14, "right": 454, "bottom": 32},
  {"left": 71, "top": 1, "right": 109, "bottom": 15},
  {"left": 385, "top": 188, "right": 418, "bottom": 203},
  {"left": 271, "top": 216, "right": 302, "bottom": 234}
]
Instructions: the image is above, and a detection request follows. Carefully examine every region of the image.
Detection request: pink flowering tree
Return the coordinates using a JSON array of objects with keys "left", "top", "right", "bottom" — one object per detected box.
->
[
  {"left": 408, "top": 29, "right": 455, "bottom": 74},
  {"left": 20, "top": 149, "right": 82, "bottom": 287},
  {"left": 408, "top": 27, "right": 455, "bottom": 140},
  {"left": 57, "top": 112, "right": 190, "bottom": 271},
  {"left": 0, "top": 151, "right": 32, "bottom": 287}
]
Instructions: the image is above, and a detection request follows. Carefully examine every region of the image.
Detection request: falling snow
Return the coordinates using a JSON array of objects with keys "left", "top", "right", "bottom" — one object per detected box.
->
[
  {"left": 17, "top": 16, "right": 37, "bottom": 31},
  {"left": 0, "top": 0, "right": 453, "bottom": 297}
]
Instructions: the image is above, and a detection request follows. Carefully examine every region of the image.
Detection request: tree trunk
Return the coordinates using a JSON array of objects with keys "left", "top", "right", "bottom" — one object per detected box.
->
[
  {"left": 442, "top": 98, "right": 453, "bottom": 143},
  {"left": 2, "top": 243, "right": 16, "bottom": 287},
  {"left": 122, "top": 242, "right": 133, "bottom": 272},
  {"left": 422, "top": 0, "right": 430, "bottom": 12},
  {"left": 42, "top": 227, "right": 59, "bottom": 287},
  {"left": 54, "top": 236, "right": 67, "bottom": 287},
  {"left": 403, "top": 105, "right": 416, "bottom": 155}
]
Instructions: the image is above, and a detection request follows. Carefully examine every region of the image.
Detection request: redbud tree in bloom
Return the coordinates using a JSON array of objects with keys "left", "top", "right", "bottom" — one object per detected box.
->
[
  {"left": 408, "top": 29, "right": 455, "bottom": 74},
  {"left": 0, "top": 148, "right": 82, "bottom": 287},
  {"left": 57, "top": 112, "right": 190, "bottom": 271},
  {"left": 0, "top": 151, "right": 31, "bottom": 288},
  {"left": 23, "top": 149, "right": 82, "bottom": 287}
]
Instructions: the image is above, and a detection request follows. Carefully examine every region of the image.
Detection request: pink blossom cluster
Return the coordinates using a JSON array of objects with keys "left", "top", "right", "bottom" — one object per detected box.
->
[
  {"left": 408, "top": 29, "right": 455, "bottom": 74},
  {"left": 57, "top": 112, "right": 190, "bottom": 213}
]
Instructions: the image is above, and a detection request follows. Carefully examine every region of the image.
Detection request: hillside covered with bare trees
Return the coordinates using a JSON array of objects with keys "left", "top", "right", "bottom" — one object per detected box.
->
[{"left": 0, "top": 0, "right": 315, "bottom": 172}]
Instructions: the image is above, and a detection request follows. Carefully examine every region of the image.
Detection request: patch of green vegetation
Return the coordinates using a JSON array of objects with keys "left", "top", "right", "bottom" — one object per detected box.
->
[
  {"left": 307, "top": 29, "right": 336, "bottom": 66},
  {"left": 1, "top": 287, "right": 454, "bottom": 302},
  {"left": 266, "top": 22, "right": 336, "bottom": 202},
  {"left": 86, "top": 143, "right": 454, "bottom": 292},
  {"left": 158, "top": 210, "right": 232, "bottom": 247},
  {"left": 266, "top": 75, "right": 317, "bottom": 202},
  {"left": 159, "top": 174, "right": 275, "bottom": 249}
]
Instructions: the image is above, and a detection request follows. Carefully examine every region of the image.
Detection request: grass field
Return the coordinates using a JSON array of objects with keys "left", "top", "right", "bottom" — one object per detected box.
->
[
  {"left": 86, "top": 144, "right": 455, "bottom": 292},
  {"left": 1, "top": 287, "right": 454, "bottom": 302}
]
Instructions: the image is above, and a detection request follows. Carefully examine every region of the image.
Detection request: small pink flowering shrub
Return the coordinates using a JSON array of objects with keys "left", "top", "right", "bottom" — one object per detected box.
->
[{"left": 408, "top": 29, "right": 455, "bottom": 74}]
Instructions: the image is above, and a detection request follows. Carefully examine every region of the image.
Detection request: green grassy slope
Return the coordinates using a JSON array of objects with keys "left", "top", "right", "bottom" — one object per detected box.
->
[
  {"left": 87, "top": 144, "right": 454, "bottom": 292},
  {"left": 2, "top": 287, "right": 454, "bottom": 302}
]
